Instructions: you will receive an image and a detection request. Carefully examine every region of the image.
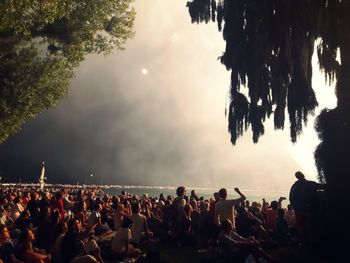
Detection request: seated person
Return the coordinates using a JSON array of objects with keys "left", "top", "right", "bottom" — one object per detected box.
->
[
  {"left": 0, "top": 225, "right": 22, "bottom": 263},
  {"left": 111, "top": 218, "right": 141, "bottom": 260},
  {"left": 87, "top": 204, "right": 110, "bottom": 236},
  {"left": 113, "top": 204, "right": 128, "bottom": 231},
  {"left": 15, "top": 228, "right": 50, "bottom": 263},
  {"left": 218, "top": 219, "right": 273, "bottom": 263},
  {"left": 130, "top": 202, "right": 152, "bottom": 244},
  {"left": 235, "top": 206, "right": 268, "bottom": 240},
  {"left": 84, "top": 231, "right": 104, "bottom": 263},
  {"left": 61, "top": 224, "right": 98, "bottom": 263}
]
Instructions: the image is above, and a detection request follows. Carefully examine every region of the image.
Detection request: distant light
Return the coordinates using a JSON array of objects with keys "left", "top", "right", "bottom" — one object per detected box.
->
[
  {"left": 90, "top": 174, "right": 93, "bottom": 177},
  {"left": 142, "top": 68, "right": 148, "bottom": 75}
]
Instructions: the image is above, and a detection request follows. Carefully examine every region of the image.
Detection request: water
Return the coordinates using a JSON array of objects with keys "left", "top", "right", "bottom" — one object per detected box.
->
[{"left": 103, "top": 185, "right": 289, "bottom": 204}]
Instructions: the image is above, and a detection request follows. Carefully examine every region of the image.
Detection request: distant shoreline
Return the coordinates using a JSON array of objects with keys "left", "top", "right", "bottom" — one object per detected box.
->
[
  {"left": 0, "top": 182, "right": 290, "bottom": 193},
  {"left": 0, "top": 182, "right": 290, "bottom": 203}
]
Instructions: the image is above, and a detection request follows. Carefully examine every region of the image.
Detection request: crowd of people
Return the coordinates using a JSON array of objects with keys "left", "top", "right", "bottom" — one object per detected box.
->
[{"left": 0, "top": 171, "right": 320, "bottom": 263}]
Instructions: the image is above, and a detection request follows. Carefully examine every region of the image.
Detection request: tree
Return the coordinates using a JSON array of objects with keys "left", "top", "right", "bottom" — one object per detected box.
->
[
  {"left": 0, "top": 0, "right": 135, "bottom": 142},
  {"left": 187, "top": 0, "right": 350, "bottom": 254}
]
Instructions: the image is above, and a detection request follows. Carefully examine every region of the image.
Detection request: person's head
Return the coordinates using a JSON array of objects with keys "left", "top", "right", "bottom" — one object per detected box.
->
[
  {"left": 191, "top": 190, "right": 196, "bottom": 196},
  {"left": 287, "top": 204, "right": 293, "bottom": 211},
  {"left": 295, "top": 171, "right": 305, "bottom": 180},
  {"left": 51, "top": 210, "right": 60, "bottom": 223},
  {"left": 221, "top": 219, "right": 233, "bottom": 233},
  {"left": 190, "top": 199, "right": 198, "bottom": 210},
  {"left": 13, "top": 196, "right": 20, "bottom": 204},
  {"left": 251, "top": 201, "right": 259, "bottom": 208},
  {"left": 218, "top": 188, "right": 227, "bottom": 199},
  {"left": 20, "top": 209, "right": 30, "bottom": 219},
  {"left": 94, "top": 203, "right": 102, "bottom": 212},
  {"left": 236, "top": 205, "right": 248, "bottom": 216},
  {"left": 176, "top": 186, "right": 186, "bottom": 197},
  {"left": 39, "top": 206, "right": 50, "bottom": 219},
  {"left": 76, "top": 201, "right": 85, "bottom": 212},
  {"left": 277, "top": 208, "right": 285, "bottom": 218},
  {"left": 213, "top": 192, "right": 220, "bottom": 201},
  {"left": 55, "top": 191, "right": 62, "bottom": 200},
  {"left": 74, "top": 219, "right": 82, "bottom": 232},
  {"left": 0, "top": 225, "right": 10, "bottom": 240},
  {"left": 200, "top": 201, "right": 209, "bottom": 211},
  {"left": 56, "top": 222, "right": 68, "bottom": 236},
  {"left": 121, "top": 217, "right": 133, "bottom": 229},
  {"left": 30, "top": 192, "right": 38, "bottom": 200},
  {"left": 116, "top": 204, "right": 124, "bottom": 213},
  {"left": 131, "top": 202, "right": 140, "bottom": 214},
  {"left": 19, "top": 228, "right": 35, "bottom": 243},
  {"left": 271, "top": 201, "right": 278, "bottom": 210}
]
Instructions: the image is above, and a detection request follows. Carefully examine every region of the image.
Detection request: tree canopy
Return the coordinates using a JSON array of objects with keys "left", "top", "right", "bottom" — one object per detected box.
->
[
  {"left": 0, "top": 0, "right": 135, "bottom": 143},
  {"left": 187, "top": 0, "right": 343, "bottom": 143},
  {"left": 187, "top": 0, "right": 350, "bottom": 182}
]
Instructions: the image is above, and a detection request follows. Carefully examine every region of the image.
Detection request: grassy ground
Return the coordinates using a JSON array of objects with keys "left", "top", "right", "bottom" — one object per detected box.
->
[
  {"left": 139, "top": 239, "right": 204, "bottom": 263},
  {"left": 158, "top": 245, "right": 203, "bottom": 263}
]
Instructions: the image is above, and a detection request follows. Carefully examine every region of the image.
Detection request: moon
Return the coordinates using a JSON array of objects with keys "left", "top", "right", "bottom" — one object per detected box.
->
[{"left": 142, "top": 68, "right": 148, "bottom": 75}]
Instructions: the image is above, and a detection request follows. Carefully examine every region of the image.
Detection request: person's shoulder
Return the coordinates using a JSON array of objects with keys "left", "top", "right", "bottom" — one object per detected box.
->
[
  {"left": 214, "top": 200, "right": 222, "bottom": 208},
  {"left": 2, "top": 240, "right": 14, "bottom": 249},
  {"left": 178, "top": 198, "right": 186, "bottom": 206}
]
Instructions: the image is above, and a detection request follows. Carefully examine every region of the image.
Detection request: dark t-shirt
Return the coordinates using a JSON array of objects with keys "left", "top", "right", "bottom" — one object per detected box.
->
[
  {"left": 27, "top": 199, "right": 39, "bottom": 218},
  {"left": 0, "top": 240, "right": 15, "bottom": 262},
  {"left": 275, "top": 217, "right": 289, "bottom": 239},
  {"left": 236, "top": 216, "right": 257, "bottom": 237},
  {"left": 290, "top": 179, "right": 318, "bottom": 213},
  {"left": 62, "top": 231, "right": 81, "bottom": 263}
]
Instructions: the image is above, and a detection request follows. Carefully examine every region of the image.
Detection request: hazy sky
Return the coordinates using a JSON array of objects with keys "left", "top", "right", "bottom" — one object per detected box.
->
[{"left": 0, "top": 0, "right": 337, "bottom": 191}]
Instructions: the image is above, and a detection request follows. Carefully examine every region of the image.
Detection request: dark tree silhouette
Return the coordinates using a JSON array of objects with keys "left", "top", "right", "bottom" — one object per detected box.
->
[
  {"left": 187, "top": 0, "right": 350, "bottom": 252},
  {"left": 0, "top": 0, "right": 135, "bottom": 142}
]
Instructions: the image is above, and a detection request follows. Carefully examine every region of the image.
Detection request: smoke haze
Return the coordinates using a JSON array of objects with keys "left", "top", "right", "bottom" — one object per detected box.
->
[{"left": 0, "top": 1, "right": 336, "bottom": 191}]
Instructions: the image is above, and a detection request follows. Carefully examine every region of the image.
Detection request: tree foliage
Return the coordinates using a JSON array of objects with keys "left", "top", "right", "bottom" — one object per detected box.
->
[
  {"left": 187, "top": 0, "right": 349, "bottom": 172},
  {"left": 0, "top": 0, "right": 135, "bottom": 143}
]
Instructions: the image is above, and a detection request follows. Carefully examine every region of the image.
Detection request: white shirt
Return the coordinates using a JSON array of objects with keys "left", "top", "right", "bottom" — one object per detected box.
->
[{"left": 215, "top": 197, "right": 244, "bottom": 229}]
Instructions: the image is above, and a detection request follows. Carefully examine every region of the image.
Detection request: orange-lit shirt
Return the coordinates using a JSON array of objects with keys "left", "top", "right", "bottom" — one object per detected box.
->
[{"left": 265, "top": 209, "right": 277, "bottom": 230}]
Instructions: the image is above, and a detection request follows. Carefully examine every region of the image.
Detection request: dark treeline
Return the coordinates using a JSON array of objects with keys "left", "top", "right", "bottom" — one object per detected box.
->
[{"left": 187, "top": 0, "right": 350, "bottom": 258}]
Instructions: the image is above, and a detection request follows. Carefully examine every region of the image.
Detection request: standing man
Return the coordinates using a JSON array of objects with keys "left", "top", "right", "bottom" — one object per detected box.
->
[
  {"left": 289, "top": 171, "right": 319, "bottom": 243},
  {"left": 215, "top": 187, "right": 246, "bottom": 229}
]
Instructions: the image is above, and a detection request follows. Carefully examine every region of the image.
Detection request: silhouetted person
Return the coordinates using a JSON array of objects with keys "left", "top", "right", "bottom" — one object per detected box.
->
[{"left": 289, "top": 171, "right": 318, "bottom": 244}]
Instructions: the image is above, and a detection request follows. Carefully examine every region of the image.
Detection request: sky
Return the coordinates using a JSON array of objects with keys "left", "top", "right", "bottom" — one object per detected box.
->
[{"left": 0, "top": 0, "right": 337, "bottom": 191}]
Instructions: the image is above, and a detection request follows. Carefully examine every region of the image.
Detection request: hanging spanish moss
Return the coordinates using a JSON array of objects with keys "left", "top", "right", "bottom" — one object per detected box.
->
[{"left": 187, "top": 0, "right": 350, "bottom": 250}]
